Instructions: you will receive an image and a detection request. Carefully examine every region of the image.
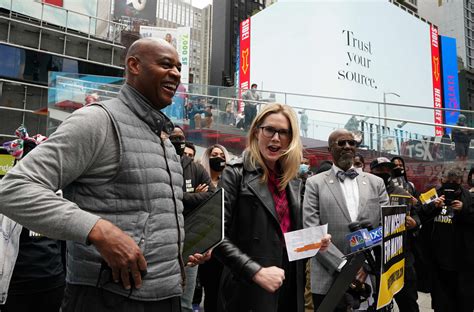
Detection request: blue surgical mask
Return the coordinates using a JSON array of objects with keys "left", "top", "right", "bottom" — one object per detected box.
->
[{"left": 299, "top": 164, "right": 309, "bottom": 175}]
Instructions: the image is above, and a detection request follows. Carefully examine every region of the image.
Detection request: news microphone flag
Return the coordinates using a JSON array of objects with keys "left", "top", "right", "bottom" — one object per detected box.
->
[
  {"left": 346, "top": 229, "right": 373, "bottom": 253},
  {"left": 369, "top": 227, "right": 382, "bottom": 245}
]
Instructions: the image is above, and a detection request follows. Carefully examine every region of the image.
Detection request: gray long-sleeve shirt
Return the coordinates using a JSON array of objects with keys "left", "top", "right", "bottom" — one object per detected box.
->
[{"left": 0, "top": 105, "right": 119, "bottom": 243}]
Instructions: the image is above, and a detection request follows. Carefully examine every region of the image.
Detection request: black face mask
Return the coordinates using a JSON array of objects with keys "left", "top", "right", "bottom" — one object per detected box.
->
[
  {"left": 209, "top": 157, "right": 226, "bottom": 172},
  {"left": 171, "top": 140, "right": 185, "bottom": 157},
  {"left": 441, "top": 182, "right": 461, "bottom": 192},
  {"left": 392, "top": 167, "right": 404, "bottom": 178},
  {"left": 374, "top": 173, "right": 392, "bottom": 186}
]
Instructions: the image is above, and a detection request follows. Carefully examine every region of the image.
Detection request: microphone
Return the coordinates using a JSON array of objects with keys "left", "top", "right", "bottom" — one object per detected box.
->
[
  {"left": 346, "top": 222, "right": 373, "bottom": 253},
  {"left": 359, "top": 220, "right": 383, "bottom": 245},
  {"left": 346, "top": 221, "right": 378, "bottom": 275}
]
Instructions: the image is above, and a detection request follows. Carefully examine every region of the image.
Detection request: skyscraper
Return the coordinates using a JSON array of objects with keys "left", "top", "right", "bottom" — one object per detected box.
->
[{"left": 210, "top": 0, "right": 266, "bottom": 86}]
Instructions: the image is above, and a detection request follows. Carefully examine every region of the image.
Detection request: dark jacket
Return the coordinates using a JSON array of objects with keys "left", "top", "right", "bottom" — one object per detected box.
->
[
  {"left": 181, "top": 155, "right": 215, "bottom": 217},
  {"left": 451, "top": 127, "right": 472, "bottom": 144},
  {"left": 420, "top": 188, "right": 474, "bottom": 271},
  {"left": 213, "top": 155, "right": 305, "bottom": 312}
]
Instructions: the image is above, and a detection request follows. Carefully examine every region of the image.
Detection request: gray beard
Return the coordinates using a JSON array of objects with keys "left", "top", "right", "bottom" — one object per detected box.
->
[{"left": 337, "top": 154, "right": 353, "bottom": 171}]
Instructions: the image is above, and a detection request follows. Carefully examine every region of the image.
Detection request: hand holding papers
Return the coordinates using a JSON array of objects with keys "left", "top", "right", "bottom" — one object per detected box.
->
[
  {"left": 419, "top": 188, "right": 438, "bottom": 205},
  {"left": 284, "top": 224, "right": 328, "bottom": 262}
]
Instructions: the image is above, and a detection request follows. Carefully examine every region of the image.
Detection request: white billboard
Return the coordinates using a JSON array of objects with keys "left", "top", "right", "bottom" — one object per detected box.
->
[
  {"left": 249, "top": 0, "right": 436, "bottom": 140},
  {"left": 0, "top": 0, "right": 98, "bottom": 34},
  {"left": 140, "top": 26, "right": 191, "bottom": 84}
]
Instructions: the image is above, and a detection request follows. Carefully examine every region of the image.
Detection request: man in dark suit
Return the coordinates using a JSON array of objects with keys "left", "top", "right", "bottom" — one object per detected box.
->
[{"left": 303, "top": 129, "right": 389, "bottom": 311}]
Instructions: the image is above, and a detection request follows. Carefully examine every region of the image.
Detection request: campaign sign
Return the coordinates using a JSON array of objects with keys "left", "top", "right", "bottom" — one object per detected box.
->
[{"left": 377, "top": 205, "right": 407, "bottom": 309}]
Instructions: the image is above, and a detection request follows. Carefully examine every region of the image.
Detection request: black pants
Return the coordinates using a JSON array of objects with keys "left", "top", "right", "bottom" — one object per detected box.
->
[
  {"left": 1, "top": 285, "right": 64, "bottom": 312},
  {"left": 198, "top": 257, "right": 223, "bottom": 312},
  {"left": 277, "top": 249, "right": 298, "bottom": 312},
  {"left": 61, "top": 284, "right": 181, "bottom": 312},
  {"left": 431, "top": 269, "right": 474, "bottom": 312},
  {"left": 394, "top": 265, "right": 419, "bottom": 312}
]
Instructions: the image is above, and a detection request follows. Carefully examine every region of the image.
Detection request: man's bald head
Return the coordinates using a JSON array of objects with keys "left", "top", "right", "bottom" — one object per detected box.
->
[
  {"left": 328, "top": 129, "right": 353, "bottom": 147},
  {"left": 126, "top": 38, "right": 174, "bottom": 73},
  {"left": 125, "top": 38, "right": 181, "bottom": 110}
]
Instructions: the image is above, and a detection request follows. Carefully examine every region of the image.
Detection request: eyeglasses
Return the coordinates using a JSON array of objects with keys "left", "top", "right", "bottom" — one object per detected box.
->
[
  {"left": 334, "top": 139, "right": 356, "bottom": 147},
  {"left": 259, "top": 126, "right": 291, "bottom": 139}
]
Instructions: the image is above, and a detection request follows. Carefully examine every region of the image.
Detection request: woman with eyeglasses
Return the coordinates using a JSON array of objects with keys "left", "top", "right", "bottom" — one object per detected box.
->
[{"left": 213, "top": 103, "right": 331, "bottom": 312}]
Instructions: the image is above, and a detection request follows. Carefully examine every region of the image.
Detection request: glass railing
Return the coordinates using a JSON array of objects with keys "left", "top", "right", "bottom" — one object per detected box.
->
[{"left": 43, "top": 72, "right": 473, "bottom": 193}]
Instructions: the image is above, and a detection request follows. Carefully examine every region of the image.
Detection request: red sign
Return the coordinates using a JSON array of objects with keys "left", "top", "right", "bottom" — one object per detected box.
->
[
  {"left": 430, "top": 25, "right": 443, "bottom": 136},
  {"left": 42, "top": 0, "right": 63, "bottom": 6},
  {"left": 239, "top": 18, "right": 251, "bottom": 112}
]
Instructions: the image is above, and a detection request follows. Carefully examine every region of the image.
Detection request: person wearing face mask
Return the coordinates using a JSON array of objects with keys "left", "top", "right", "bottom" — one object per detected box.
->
[
  {"left": 298, "top": 157, "right": 312, "bottom": 180},
  {"left": 451, "top": 114, "right": 472, "bottom": 162},
  {"left": 196, "top": 144, "right": 230, "bottom": 312},
  {"left": 353, "top": 153, "right": 365, "bottom": 173},
  {"left": 370, "top": 157, "right": 420, "bottom": 312},
  {"left": 391, "top": 156, "right": 417, "bottom": 197},
  {"left": 418, "top": 166, "right": 474, "bottom": 312},
  {"left": 169, "top": 125, "right": 215, "bottom": 312},
  {"left": 201, "top": 144, "right": 230, "bottom": 189}
]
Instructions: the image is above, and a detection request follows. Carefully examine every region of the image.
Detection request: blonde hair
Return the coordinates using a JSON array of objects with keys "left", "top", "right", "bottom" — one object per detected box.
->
[
  {"left": 246, "top": 103, "right": 302, "bottom": 190},
  {"left": 200, "top": 144, "right": 231, "bottom": 175}
]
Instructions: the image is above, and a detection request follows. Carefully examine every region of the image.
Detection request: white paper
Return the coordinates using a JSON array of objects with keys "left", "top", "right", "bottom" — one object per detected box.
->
[{"left": 284, "top": 224, "right": 328, "bottom": 262}]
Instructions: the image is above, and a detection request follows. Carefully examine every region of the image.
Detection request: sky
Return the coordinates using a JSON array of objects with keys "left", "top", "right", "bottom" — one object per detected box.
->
[{"left": 191, "top": 0, "right": 212, "bottom": 9}]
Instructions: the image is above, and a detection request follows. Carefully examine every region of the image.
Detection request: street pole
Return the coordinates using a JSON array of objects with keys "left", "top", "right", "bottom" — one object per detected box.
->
[{"left": 382, "top": 92, "right": 400, "bottom": 152}]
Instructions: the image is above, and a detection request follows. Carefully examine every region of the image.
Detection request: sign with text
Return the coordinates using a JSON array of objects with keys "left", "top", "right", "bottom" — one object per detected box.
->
[
  {"left": 139, "top": 26, "right": 191, "bottom": 84},
  {"left": 430, "top": 25, "right": 444, "bottom": 136},
  {"left": 239, "top": 18, "right": 251, "bottom": 112},
  {"left": 440, "top": 36, "right": 460, "bottom": 135},
  {"left": 377, "top": 205, "right": 407, "bottom": 309},
  {"left": 0, "top": 154, "right": 14, "bottom": 176}
]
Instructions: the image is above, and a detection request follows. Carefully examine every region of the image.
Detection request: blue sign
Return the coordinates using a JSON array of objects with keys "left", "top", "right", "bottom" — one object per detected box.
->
[{"left": 440, "top": 36, "right": 460, "bottom": 134}]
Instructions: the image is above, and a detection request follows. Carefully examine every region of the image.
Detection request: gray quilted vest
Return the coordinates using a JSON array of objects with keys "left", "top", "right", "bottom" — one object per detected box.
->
[{"left": 63, "top": 84, "right": 185, "bottom": 301}]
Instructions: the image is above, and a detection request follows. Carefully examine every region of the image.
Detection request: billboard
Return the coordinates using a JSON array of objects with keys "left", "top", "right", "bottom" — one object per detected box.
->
[
  {"left": 440, "top": 36, "right": 460, "bottom": 134},
  {"left": 239, "top": 18, "right": 251, "bottom": 112},
  {"left": 0, "top": 0, "right": 97, "bottom": 34},
  {"left": 139, "top": 26, "right": 191, "bottom": 84},
  {"left": 114, "top": 0, "right": 157, "bottom": 25},
  {"left": 248, "top": 1, "right": 437, "bottom": 140}
]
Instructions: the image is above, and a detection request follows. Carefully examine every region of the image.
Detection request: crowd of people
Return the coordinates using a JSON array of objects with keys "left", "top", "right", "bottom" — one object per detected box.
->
[{"left": 0, "top": 38, "right": 473, "bottom": 312}]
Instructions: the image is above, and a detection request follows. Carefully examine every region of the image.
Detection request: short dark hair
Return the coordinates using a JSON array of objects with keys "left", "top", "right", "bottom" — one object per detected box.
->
[
  {"left": 251, "top": 83, "right": 257, "bottom": 88},
  {"left": 354, "top": 153, "right": 365, "bottom": 164},
  {"left": 185, "top": 141, "right": 196, "bottom": 156}
]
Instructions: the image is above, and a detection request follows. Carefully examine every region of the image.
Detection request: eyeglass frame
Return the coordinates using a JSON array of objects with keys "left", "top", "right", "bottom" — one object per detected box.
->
[
  {"left": 258, "top": 126, "right": 292, "bottom": 139},
  {"left": 333, "top": 139, "right": 357, "bottom": 147}
]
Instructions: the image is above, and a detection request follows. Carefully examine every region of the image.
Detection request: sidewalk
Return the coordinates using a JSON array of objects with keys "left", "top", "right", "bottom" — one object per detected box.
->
[{"left": 392, "top": 292, "right": 433, "bottom": 311}]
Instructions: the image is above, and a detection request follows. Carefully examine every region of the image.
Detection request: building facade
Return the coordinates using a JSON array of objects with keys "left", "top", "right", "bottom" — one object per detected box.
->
[
  {"left": 417, "top": 0, "right": 474, "bottom": 124},
  {"left": 156, "top": 0, "right": 212, "bottom": 85},
  {"left": 210, "top": 0, "right": 266, "bottom": 86},
  {"left": 0, "top": 0, "right": 125, "bottom": 143}
]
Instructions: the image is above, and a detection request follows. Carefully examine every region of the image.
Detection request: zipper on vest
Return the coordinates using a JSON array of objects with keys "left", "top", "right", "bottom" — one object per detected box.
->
[{"left": 159, "top": 137, "right": 186, "bottom": 287}]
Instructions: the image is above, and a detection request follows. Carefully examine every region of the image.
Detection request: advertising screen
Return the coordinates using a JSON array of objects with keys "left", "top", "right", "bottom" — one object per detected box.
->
[
  {"left": 0, "top": 0, "right": 98, "bottom": 34},
  {"left": 139, "top": 26, "right": 191, "bottom": 84},
  {"left": 249, "top": 0, "right": 437, "bottom": 141}
]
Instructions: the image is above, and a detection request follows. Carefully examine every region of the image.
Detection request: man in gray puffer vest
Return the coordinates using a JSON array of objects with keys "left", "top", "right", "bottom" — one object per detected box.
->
[{"left": 0, "top": 38, "right": 199, "bottom": 311}]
